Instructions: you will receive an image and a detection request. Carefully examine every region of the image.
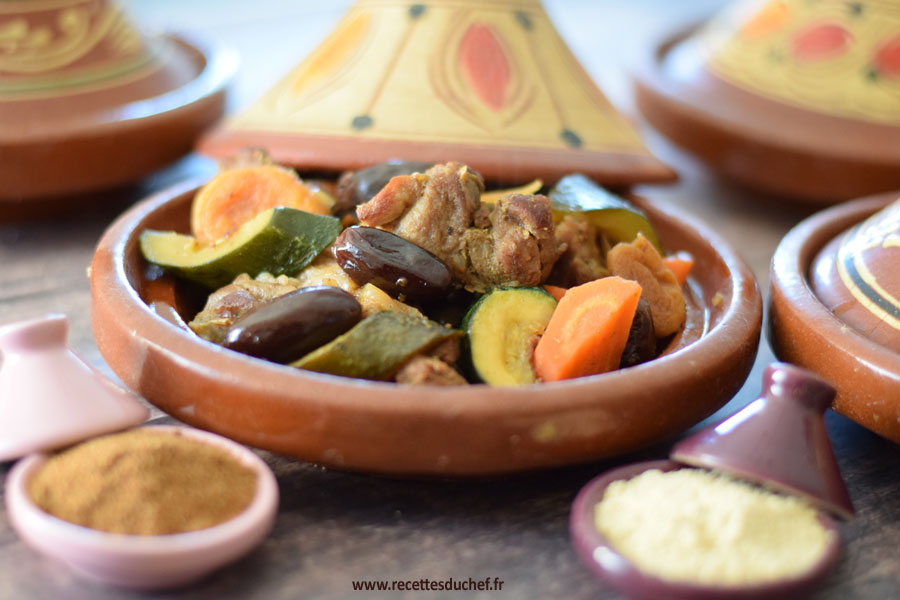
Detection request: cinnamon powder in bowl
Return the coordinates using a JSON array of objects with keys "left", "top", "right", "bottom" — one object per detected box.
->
[{"left": 5, "top": 426, "right": 278, "bottom": 589}]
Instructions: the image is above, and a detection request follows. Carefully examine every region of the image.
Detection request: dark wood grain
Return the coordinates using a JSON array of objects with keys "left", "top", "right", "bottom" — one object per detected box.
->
[{"left": 1, "top": 1, "right": 898, "bottom": 598}]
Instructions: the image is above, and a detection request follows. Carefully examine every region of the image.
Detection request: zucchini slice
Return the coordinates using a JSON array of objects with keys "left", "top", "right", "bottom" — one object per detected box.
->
[
  {"left": 291, "top": 311, "right": 460, "bottom": 381},
  {"left": 549, "top": 174, "right": 662, "bottom": 251},
  {"left": 139, "top": 207, "right": 341, "bottom": 289},
  {"left": 462, "top": 287, "right": 557, "bottom": 386}
]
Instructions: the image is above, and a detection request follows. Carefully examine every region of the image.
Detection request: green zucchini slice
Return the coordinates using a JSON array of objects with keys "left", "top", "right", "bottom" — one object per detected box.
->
[
  {"left": 549, "top": 173, "right": 662, "bottom": 251},
  {"left": 462, "top": 287, "right": 557, "bottom": 386},
  {"left": 139, "top": 207, "right": 341, "bottom": 289},
  {"left": 291, "top": 311, "right": 460, "bottom": 381}
]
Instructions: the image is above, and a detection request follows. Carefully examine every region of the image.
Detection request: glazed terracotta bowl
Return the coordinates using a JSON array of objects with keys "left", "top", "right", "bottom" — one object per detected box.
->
[
  {"left": 570, "top": 460, "right": 841, "bottom": 600},
  {"left": 5, "top": 425, "right": 278, "bottom": 590},
  {"left": 90, "top": 178, "right": 762, "bottom": 476},
  {"left": 769, "top": 191, "right": 900, "bottom": 442}
]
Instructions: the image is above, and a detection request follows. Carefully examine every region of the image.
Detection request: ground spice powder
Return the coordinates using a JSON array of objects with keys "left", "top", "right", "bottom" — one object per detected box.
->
[
  {"left": 594, "top": 468, "right": 831, "bottom": 585},
  {"left": 29, "top": 429, "right": 257, "bottom": 535}
]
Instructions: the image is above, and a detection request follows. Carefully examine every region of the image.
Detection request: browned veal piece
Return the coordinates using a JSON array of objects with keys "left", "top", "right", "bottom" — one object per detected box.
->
[{"left": 357, "top": 162, "right": 562, "bottom": 293}]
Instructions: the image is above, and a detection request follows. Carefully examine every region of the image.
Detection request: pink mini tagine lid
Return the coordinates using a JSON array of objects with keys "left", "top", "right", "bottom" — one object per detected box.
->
[
  {"left": 0, "top": 314, "right": 149, "bottom": 462},
  {"left": 671, "top": 362, "right": 854, "bottom": 520}
]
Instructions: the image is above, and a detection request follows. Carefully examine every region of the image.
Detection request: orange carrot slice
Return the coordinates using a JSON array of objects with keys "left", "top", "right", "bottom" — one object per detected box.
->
[
  {"left": 534, "top": 276, "right": 642, "bottom": 382},
  {"left": 662, "top": 253, "right": 694, "bottom": 287},
  {"left": 191, "top": 165, "right": 334, "bottom": 244},
  {"left": 543, "top": 285, "right": 568, "bottom": 302}
]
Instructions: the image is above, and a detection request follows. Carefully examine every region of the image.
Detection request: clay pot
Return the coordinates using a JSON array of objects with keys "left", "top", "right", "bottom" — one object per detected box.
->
[
  {"left": 810, "top": 195, "right": 900, "bottom": 354},
  {"left": 769, "top": 191, "right": 900, "bottom": 442},
  {"left": 633, "top": 0, "right": 900, "bottom": 203},
  {"left": 88, "top": 177, "right": 762, "bottom": 476},
  {"left": 0, "top": 0, "right": 234, "bottom": 210}
]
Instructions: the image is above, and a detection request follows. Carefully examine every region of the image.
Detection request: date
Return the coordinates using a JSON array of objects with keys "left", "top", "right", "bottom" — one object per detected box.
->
[
  {"left": 223, "top": 286, "right": 362, "bottom": 363},
  {"left": 333, "top": 226, "right": 453, "bottom": 302}
]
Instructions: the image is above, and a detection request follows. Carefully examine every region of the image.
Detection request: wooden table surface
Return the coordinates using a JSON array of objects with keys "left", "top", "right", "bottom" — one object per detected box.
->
[{"left": 1, "top": 1, "right": 898, "bottom": 598}]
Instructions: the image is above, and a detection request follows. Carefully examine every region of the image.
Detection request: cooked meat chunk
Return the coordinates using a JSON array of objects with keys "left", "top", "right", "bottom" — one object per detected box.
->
[
  {"left": 354, "top": 283, "right": 423, "bottom": 319},
  {"left": 472, "top": 203, "right": 492, "bottom": 228},
  {"left": 462, "top": 194, "right": 562, "bottom": 290},
  {"left": 548, "top": 216, "right": 609, "bottom": 287},
  {"left": 395, "top": 356, "right": 467, "bottom": 386},
  {"left": 428, "top": 336, "right": 461, "bottom": 365},
  {"left": 606, "top": 233, "right": 686, "bottom": 337},
  {"left": 357, "top": 162, "right": 562, "bottom": 293},
  {"left": 294, "top": 254, "right": 359, "bottom": 294},
  {"left": 189, "top": 273, "right": 301, "bottom": 343},
  {"left": 357, "top": 162, "right": 483, "bottom": 278}
]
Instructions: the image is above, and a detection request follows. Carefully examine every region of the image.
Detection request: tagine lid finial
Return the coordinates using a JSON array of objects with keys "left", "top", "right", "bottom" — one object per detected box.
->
[
  {"left": 198, "top": 0, "right": 675, "bottom": 186},
  {"left": 671, "top": 362, "right": 855, "bottom": 520},
  {"left": 0, "top": 314, "right": 149, "bottom": 462}
]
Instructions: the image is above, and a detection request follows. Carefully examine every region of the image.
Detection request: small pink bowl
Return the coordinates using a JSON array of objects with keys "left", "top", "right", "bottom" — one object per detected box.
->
[
  {"left": 570, "top": 460, "right": 841, "bottom": 600},
  {"left": 4, "top": 425, "right": 278, "bottom": 590}
]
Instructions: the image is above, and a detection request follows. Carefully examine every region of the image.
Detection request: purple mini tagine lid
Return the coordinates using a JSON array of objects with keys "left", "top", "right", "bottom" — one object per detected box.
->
[
  {"left": 671, "top": 362, "right": 855, "bottom": 520},
  {"left": 0, "top": 314, "right": 149, "bottom": 462}
]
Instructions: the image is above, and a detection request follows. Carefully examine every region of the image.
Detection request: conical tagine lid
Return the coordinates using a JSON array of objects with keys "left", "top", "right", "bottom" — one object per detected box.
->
[
  {"left": 0, "top": 0, "right": 233, "bottom": 205},
  {"left": 0, "top": 314, "right": 149, "bottom": 462},
  {"left": 199, "top": 0, "right": 675, "bottom": 185},
  {"left": 701, "top": 0, "right": 900, "bottom": 125},
  {"left": 633, "top": 0, "right": 900, "bottom": 202},
  {"left": 671, "top": 362, "right": 855, "bottom": 520}
]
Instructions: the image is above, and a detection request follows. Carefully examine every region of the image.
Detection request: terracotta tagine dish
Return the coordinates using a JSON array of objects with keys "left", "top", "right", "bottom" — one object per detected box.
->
[
  {"left": 0, "top": 0, "right": 235, "bottom": 215},
  {"left": 634, "top": 0, "right": 900, "bottom": 204},
  {"left": 769, "top": 190, "right": 900, "bottom": 442},
  {"left": 198, "top": 0, "right": 676, "bottom": 187},
  {"left": 88, "top": 169, "right": 762, "bottom": 477}
]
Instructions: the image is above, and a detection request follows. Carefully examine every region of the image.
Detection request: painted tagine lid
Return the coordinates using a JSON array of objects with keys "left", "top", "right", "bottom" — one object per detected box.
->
[
  {"left": 633, "top": 0, "right": 900, "bottom": 203},
  {"left": 810, "top": 193, "right": 900, "bottom": 354},
  {"left": 198, "top": 0, "right": 676, "bottom": 186},
  {"left": 0, "top": 0, "right": 234, "bottom": 209}
]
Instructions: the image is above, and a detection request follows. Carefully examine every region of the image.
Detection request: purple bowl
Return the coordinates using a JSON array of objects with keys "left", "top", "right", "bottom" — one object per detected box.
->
[{"left": 569, "top": 460, "right": 841, "bottom": 600}]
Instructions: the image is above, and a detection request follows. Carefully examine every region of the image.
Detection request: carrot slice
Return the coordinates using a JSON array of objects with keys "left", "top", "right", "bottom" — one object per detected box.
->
[
  {"left": 191, "top": 165, "right": 334, "bottom": 244},
  {"left": 533, "top": 276, "right": 642, "bottom": 382},
  {"left": 543, "top": 285, "right": 568, "bottom": 302},
  {"left": 662, "top": 253, "right": 694, "bottom": 287}
]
